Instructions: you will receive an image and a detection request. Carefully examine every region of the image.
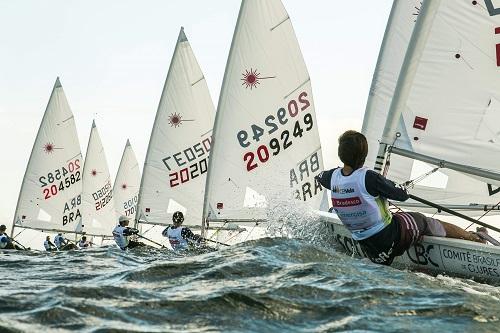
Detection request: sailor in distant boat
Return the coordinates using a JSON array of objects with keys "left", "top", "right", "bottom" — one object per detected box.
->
[
  {"left": 53, "top": 233, "right": 77, "bottom": 251},
  {"left": 317, "top": 130, "right": 483, "bottom": 266},
  {"left": 78, "top": 236, "right": 93, "bottom": 249},
  {"left": 44, "top": 236, "right": 57, "bottom": 251},
  {"left": 0, "top": 225, "right": 23, "bottom": 250},
  {"left": 112, "top": 215, "right": 144, "bottom": 250},
  {"left": 162, "top": 211, "right": 202, "bottom": 250}
]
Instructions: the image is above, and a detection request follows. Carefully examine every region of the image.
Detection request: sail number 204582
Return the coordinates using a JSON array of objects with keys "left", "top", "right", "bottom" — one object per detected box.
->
[{"left": 40, "top": 159, "right": 81, "bottom": 200}]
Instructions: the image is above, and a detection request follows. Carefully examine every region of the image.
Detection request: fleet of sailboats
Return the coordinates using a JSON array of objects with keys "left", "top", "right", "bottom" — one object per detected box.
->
[{"left": 6, "top": 0, "right": 500, "bottom": 284}]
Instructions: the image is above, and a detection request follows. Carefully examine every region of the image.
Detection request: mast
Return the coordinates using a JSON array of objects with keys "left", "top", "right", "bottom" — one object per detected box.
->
[
  {"left": 374, "top": 0, "right": 441, "bottom": 173},
  {"left": 201, "top": 0, "right": 247, "bottom": 237}
]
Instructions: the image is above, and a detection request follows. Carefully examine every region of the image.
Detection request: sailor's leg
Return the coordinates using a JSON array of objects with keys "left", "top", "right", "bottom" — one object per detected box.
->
[{"left": 439, "top": 221, "right": 484, "bottom": 243}]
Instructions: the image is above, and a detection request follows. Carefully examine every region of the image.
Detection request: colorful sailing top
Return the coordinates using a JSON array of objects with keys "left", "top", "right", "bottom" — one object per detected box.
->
[{"left": 318, "top": 167, "right": 408, "bottom": 240}]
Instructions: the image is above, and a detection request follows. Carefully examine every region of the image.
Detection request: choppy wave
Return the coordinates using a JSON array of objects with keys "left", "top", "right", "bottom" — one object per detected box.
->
[{"left": 1, "top": 236, "right": 499, "bottom": 332}]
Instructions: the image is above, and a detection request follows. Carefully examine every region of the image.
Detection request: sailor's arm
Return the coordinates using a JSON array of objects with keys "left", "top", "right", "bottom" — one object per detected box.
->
[
  {"left": 315, "top": 168, "right": 338, "bottom": 189},
  {"left": 181, "top": 227, "right": 201, "bottom": 242},
  {"left": 365, "top": 170, "right": 409, "bottom": 201},
  {"left": 123, "top": 227, "right": 139, "bottom": 236}
]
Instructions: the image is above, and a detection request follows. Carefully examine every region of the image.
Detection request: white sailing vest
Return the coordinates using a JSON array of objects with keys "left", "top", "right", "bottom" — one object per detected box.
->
[
  {"left": 43, "top": 240, "right": 53, "bottom": 251},
  {"left": 54, "top": 235, "right": 64, "bottom": 248},
  {"left": 165, "top": 226, "right": 187, "bottom": 250},
  {"left": 112, "top": 225, "right": 129, "bottom": 249},
  {"left": 78, "top": 240, "right": 90, "bottom": 248},
  {"left": 0, "top": 234, "right": 8, "bottom": 249},
  {"left": 330, "top": 167, "right": 391, "bottom": 240}
]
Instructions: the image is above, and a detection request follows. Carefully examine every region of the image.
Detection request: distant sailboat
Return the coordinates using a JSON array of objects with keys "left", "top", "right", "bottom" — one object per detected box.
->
[
  {"left": 136, "top": 27, "right": 215, "bottom": 241},
  {"left": 324, "top": 0, "right": 500, "bottom": 284},
  {"left": 113, "top": 140, "right": 141, "bottom": 220},
  {"left": 202, "top": 0, "right": 328, "bottom": 242},
  {"left": 12, "top": 78, "right": 83, "bottom": 240},
  {"left": 80, "top": 120, "right": 116, "bottom": 238}
]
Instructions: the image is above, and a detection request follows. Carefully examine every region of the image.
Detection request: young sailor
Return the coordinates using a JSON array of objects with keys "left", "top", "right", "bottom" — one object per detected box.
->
[
  {"left": 78, "top": 236, "right": 93, "bottom": 249},
  {"left": 0, "top": 225, "right": 23, "bottom": 250},
  {"left": 54, "top": 233, "right": 67, "bottom": 249},
  {"left": 112, "top": 216, "right": 144, "bottom": 250},
  {"left": 162, "top": 211, "right": 201, "bottom": 250},
  {"left": 44, "top": 235, "right": 57, "bottom": 251},
  {"left": 317, "top": 130, "right": 483, "bottom": 266}
]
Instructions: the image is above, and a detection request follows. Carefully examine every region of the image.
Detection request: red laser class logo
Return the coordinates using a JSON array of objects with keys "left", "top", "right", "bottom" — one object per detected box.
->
[
  {"left": 91, "top": 169, "right": 98, "bottom": 177},
  {"left": 241, "top": 68, "right": 275, "bottom": 89},
  {"left": 168, "top": 112, "right": 194, "bottom": 128},
  {"left": 43, "top": 143, "right": 55, "bottom": 154},
  {"left": 121, "top": 184, "right": 127, "bottom": 190}
]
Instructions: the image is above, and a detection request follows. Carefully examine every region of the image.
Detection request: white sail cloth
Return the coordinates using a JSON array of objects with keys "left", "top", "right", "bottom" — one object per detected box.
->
[
  {"left": 13, "top": 78, "right": 83, "bottom": 233},
  {"left": 362, "top": 0, "right": 500, "bottom": 213},
  {"left": 80, "top": 121, "right": 116, "bottom": 236},
  {"left": 136, "top": 27, "right": 215, "bottom": 227},
  {"left": 113, "top": 140, "right": 141, "bottom": 219},
  {"left": 203, "top": 0, "right": 328, "bottom": 223}
]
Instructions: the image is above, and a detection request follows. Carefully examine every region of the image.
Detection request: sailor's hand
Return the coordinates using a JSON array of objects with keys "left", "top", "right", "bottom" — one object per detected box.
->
[{"left": 129, "top": 228, "right": 139, "bottom": 235}]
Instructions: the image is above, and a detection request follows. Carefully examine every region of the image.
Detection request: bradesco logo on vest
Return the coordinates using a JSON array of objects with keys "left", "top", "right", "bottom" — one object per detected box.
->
[{"left": 331, "top": 197, "right": 362, "bottom": 207}]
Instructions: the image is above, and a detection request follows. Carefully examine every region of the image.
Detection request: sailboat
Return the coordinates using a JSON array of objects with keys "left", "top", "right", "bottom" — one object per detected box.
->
[
  {"left": 79, "top": 120, "right": 116, "bottom": 242},
  {"left": 135, "top": 27, "right": 215, "bottom": 245},
  {"left": 322, "top": 0, "right": 500, "bottom": 284},
  {"left": 202, "top": 0, "right": 329, "bottom": 243},
  {"left": 11, "top": 78, "right": 84, "bottom": 247},
  {"left": 113, "top": 140, "right": 141, "bottom": 220}
]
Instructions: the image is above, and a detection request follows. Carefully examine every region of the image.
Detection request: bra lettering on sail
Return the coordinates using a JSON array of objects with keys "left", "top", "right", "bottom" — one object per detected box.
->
[{"left": 484, "top": 0, "right": 500, "bottom": 16}]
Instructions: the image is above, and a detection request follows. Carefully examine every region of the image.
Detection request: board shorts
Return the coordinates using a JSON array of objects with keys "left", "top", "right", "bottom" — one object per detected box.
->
[{"left": 359, "top": 212, "right": 446, "bottom": 266}]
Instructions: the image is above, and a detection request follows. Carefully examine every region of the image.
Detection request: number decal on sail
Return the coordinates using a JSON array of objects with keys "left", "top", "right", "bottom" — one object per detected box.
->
[
  {"left": 495, "top": 27, "right": 500, "bottom": 66},
  {"left": 162, "top": 138, "right": 211, "bottom": 171},
  {"left": 243, "top": 113, "right": 314, "bottom": 172},
  {"left": 236, "top": 91, "right": 311, "bottom": 148},
  {"left": 39, "top": 159, "right": 81, "bottom": 187},
  {"left": 169, "top": 158, "right": 209, "bottom": 187}
]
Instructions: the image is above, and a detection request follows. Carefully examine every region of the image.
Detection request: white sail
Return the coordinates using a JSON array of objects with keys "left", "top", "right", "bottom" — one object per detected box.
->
[
  {"left": 80, "top": 121, "right": 116, "bottom": 236},
  {"left": 203, "top": 0, "right": 328, "bottom": 223},
  {"left": 136, "top": 27, "right": 215, "bottom": 227},
  {"left": 13, "top": 78, "right": 83, "bottom": 233},
  {"left": 113, "top": 140, "right": 141, "bottom": 219},
  {"left": 364, "top": 0, "right": 500, "bottom": 213}
]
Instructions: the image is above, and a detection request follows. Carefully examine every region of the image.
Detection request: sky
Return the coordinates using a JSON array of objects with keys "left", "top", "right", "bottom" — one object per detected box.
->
[{"left": 0, "top": 0, "right": 393, "bottom": 227}]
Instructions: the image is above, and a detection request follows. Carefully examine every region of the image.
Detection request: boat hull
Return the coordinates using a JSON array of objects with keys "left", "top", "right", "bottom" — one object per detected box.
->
[{"left": 318, "top": 211, "right": 500, "bottom": 285}]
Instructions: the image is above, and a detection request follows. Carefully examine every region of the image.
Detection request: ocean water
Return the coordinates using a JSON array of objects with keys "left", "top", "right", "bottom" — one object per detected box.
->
[{"left": 1, "top": 229, "right": 500, "bottom": 333}]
